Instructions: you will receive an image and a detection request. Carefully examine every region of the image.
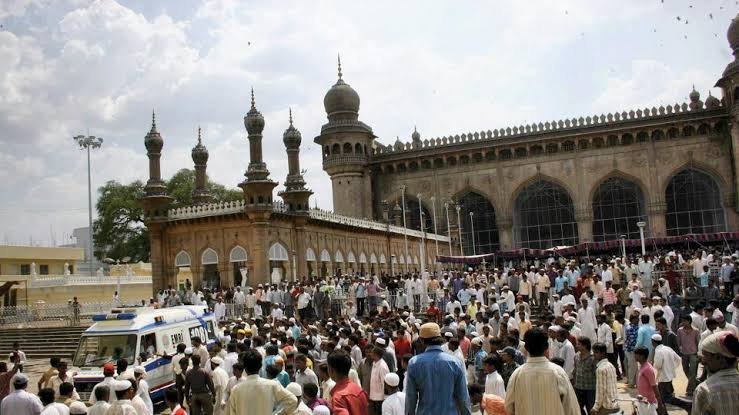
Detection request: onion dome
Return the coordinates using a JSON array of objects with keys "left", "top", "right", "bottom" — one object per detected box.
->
[
  {"left": 144, "top": 111, "right": 163, "bottom": 153},
  {"left": 191, "top": 127, "right": 209, "bottom": 164},
  {"left": 283, "top": 108, "right": 302, "bottom": 148},
  {"left": 688, "top": 85, "right": 703, "bottom": 111},
  {"left": 394, "top": 136, "right": 404, "bottom": 151},
  {"left": 323, "top": 55, "right": 360, "bottom": 121},
  {"left": 705, "top": 91, "right": 720, "bottom": 109},
  {"left": 411, "top": 126, "right": 420, "bottom": 142},
  {"left": 729, "top": 13, "right": 739, "bottom": 57},
  {"left": 244, "top": 88, "right": 265, "bottom": 134}
]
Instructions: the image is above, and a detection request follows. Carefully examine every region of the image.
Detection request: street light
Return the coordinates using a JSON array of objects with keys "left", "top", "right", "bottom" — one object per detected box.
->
[
  {"left": 636, "top": 221, "right": 647, "bottom": 256},
  {"left": 455, "top": 203, "right": 463, "bottom": 257},
  {"left": 74, "top": 134, "right": 103, "bottom": 276},
  {"left": 620, "top": 234, "right": 627, "bottom": 259},
  {"left": 444, "top": 201, "right": 452, "bottom": 256},
  {"left": 469, "top": 211, "right": 476, "bottom": 256},
  {"left": 430, "top": 196, "right": 439, "bottom": 273},
  {"left": 400, "top": 185, "right": 409, "bottom": 273}
]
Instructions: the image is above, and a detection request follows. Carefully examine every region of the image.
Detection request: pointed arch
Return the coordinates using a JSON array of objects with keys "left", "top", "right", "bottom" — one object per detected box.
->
[
  {"left": 175, "top": 250, "right": 191, "bottom": 267},
  {"left": 347, "top": 250, "right": 356, "bottom": 263},
  {"left": 510, "top": 173, "right": 576, "bottom": 213},
  {"left": 590, "top": 173, "right": 648, "bottom": 241},
  {"left": 456, "top": 190, "right": 500, "bottom": 254},
  {"left": 268, "top": 242, "right": 289, "bottom": 261},
  {"left": 665, "top": 168, "right": 726, "bottom": 235},
  {"left": 379, "top": 254, "right": 386, "bottom": 264},
  {"left": 334, "top": 249, "right": 344, "bottom": 263},
  {"left": 201, "top": 248, "right": 219, "bottom": 265},
  {"left": 306, "top": 248, "right": 317, "bottom": 262},
  {"left": 229, "top": 245, "right": 248, "bottom": 262},
  {"left": 359, "top": 252, "right": 368, "bottom": 264},
  {"left": 398, "top": 254, "right": 405, "bottom": 264},
  {"left": 370, "top": 253, "right": 378, "bottom": 264},
  {"left": 513, "top": 179, "right": 578, "bottom": 249},
  {"left": 587, "top": 170, "right": 648, "bottom": 208},
  {"left": 320, "top": 249, "right": 331, "bottom": 262}
]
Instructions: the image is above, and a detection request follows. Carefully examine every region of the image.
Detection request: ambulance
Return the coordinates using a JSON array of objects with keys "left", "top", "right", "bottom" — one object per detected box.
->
[{"left": 71, "top": 305, "right": 217, "bottom": 402}]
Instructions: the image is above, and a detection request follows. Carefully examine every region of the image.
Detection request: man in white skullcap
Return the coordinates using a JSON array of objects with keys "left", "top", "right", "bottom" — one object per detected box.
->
[
  {"left": 382, "top": 372, "right": 405, "bottom": 415},
  {"left": 651, "top": 333, "right": 681, "bottom": 402},
  {"left": 1, "top": 373, "right": 42, "bottom": 415},
  {"left": 285, "top": 382, "right": 312, "bottom": 415},
  {"left": 105, "top": 380, "right": 138, "bottom": 415},
  {"left": 209, "top": 357, "right": 229, "bottom": 415},
  {"left": 133, "top": 367, "right": 153, "bottom": 415},
  {"left": 311, "top": 405, "right": 330, "bottom": 415},
  {"left": 69, "top": 401, "right": 88, "bottom": 415}
]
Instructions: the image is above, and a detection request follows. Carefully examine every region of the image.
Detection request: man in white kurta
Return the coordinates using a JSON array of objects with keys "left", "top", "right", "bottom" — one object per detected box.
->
[
  {"left": 211, "top": 358, "right": 230, "bottom": 415},
  {"left": 381, "top": 373, "right": 405, "bottom": 415},
  {"left": 578, "top": 300, "right": 597, "bottom": 343}
]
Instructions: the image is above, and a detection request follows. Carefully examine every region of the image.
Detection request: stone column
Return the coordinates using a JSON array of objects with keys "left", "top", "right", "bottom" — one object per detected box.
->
[
  {"left": 148, "top": 224, "right": 166, "bottom": 295},
  {"left": 576, "top": 208, "right": 593, "bottom": 244},
  {"left": 250, "top": 224, "right": 270, "bottom": 285},
  {"left": 497, "top": 214, "right": 514, "bottom": 249},
  {"left": 647, "top": 200, "right": 667, "bottom": 237},
  {"left": 295, "top": 220, "right": 308, "bottom": 280}
]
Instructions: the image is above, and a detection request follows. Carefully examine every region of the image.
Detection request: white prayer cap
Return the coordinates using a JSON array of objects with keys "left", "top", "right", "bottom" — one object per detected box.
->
[
  {"left": 211, "top": 357, "right": 223, "bottom": 365},
  {"left": 651, "top": 334, "right": 662, "bottom": 342},
  {"left": 384, "top": 373, "right": 400, "bottom": 387},
  {"left": 184, "top": 347, "right": 193, "bottom": 355},
  {"left": 444, "top": 332, "right": 454, "bottom": 338},
  {"left": 11, "top": 373, "right": 28, "bottom": 385},
  {"left": 113, "top": 380, "right": 132, "bottom": 392},
  {"left": 566, "top": 316, "right": 577, "bottom": 322},
  {"left": 313, "top": 405, "right": 331, "bottom": 415},
  {"left": 289, "top": 317, "right": 296, "bottom": 323},
  {"left": 286, "top": 382, "right": 302, "bottom": 397},
  {"left": 470, "top": 331, "right": 478, "bottom": 337},
  {"left": 549, "top": 325, "right": 561, "bottom": 331},
  {"left": 375, "top": 338, "right": 386, "bottom": 346},
  {"left": 502, "top": 313, "right": 510, "bottom": 317},
  {"left": 69, "top": 401, "right": 88, "bottom": 415},
  {"left": 133, "top": 366, "right": 146, "bottom": 374}
]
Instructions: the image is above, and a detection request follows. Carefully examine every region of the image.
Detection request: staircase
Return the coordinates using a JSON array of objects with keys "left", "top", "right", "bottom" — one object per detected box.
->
[{"left": 0, "top": 326, "right": 89, "bottom": 360}]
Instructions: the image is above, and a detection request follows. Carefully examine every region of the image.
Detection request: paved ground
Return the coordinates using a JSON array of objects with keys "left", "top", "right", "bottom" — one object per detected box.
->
[{"left": 20, "top": 358, "right": 691, "bottom": 414}]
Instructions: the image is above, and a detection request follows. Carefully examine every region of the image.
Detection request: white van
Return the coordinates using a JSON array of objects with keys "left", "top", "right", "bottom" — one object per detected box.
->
[{"left": 72, "top": 305, "right": 217, "bottom": 402}]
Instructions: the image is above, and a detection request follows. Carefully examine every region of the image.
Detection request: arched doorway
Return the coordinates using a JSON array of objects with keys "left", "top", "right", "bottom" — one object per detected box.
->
[
  {"left": 592, "top": 177, "right": 647, "bottom": 241},
  {"left": 401, "top": 198, "right": 434, "bottom": 233},
  {"left": 347, "top": 251, "right": 356, "bottom": 274},
  {"left": 174, "top": 251, "right": 192, "bottom": 292},
  {"left": 334, "top": 250, "right": 345, "bottom": 276},
  {"left": 306, "top": 248, "right": 317, "bottom": 278},
  {"left": 229, "top": 246, "right": 248, "bottom": 287},
  {"left": 201, "top": 248, "right": 219, "bottom": 291},
  {"left": 370, "top": 253, "right": 378, "bottom": 275},
  {"left": 359, "top": 252, "right": 367, "bottom": 276},
  {"left": 458, "top": 192, "right": 499, "bottom": 254},
  {"left": 268, "top": 243, "right": 289, "bottom": 285},
  {"left": 514, "top": 180, "right": 578, "bottom": 249},
  {"left": 665, "top": 169, "right": 726, "bottom": 235},
  {"left": 320, "top": 249, "right": 331, "bottom": 278},
  {"left": 380, "top": 254, "right": 386, "bottom": 274}
]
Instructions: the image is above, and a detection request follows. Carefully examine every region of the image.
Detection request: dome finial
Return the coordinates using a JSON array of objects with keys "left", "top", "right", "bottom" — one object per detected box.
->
[
  {"left": 337, "top": 53, "right": 343, "bottom": 80},
  {"left": 150, "top": 110, "right": 157, "bottom": 132},
  {"left": 250, "top": 87, "right": 256, "bottom": 109},
  {"left": 289, "top": 107, "right": 293, "bottom": 126},
  {"left": 198, "top": 126, "right": 202, "bottom": 144}
]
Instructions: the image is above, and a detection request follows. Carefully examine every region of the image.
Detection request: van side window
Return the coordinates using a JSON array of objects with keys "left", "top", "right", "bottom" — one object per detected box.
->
[
  {"left": 206, "top": 321, "right": 216, "bottom": 340},
  {"left": 140, "top": 333, "right": 157, "bottom": 361}
]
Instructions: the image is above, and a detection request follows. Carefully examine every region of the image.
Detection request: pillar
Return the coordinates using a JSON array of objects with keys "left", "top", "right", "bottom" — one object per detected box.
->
[
  {"left": 647, "top": 200, "right": 667, "bottom": 237},
  {"left": 575, "top": 208, "right": 593, "bottom": 244},
  {"left": 497, "top": 214, "right": 513, "bottom": 249},
  {"left": 148, "top": 224, "right": 166, "bottom": 295}
]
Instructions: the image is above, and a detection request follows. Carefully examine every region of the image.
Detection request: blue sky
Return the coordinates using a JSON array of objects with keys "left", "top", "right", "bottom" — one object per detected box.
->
[{"left": 0, "top": 0, "right": 735, "bottom": 245}]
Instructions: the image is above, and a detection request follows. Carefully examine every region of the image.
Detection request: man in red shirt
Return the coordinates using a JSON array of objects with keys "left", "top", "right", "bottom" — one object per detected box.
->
[
  {"left": 426, "top": 301, "right": 441, "bottom": 323},
  {"left": 328, "top": 350, "right": 369, "bottom": 415},
  {"left": 634, "top": 346, "right": 665, "bottom": 415},
  {"left": 393, "top": 329, "right": 412, "bottom": 368}
]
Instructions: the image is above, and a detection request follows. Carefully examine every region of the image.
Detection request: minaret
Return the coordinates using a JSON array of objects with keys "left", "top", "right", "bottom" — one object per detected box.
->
[
  {"left": 191, "top": 126, "right": 211, "bottom": 205},
  {"left": 239, "top": 88, "right": 278, "bottom": 213},
  {"left": 314, "top": 56, "right": 376, "bottom": 219},
  {"left": 142, "top": 111, "right": 173, "bottom": 217},
  {"left": 716, "top": 14, "right": 739, "bottom": 215},
  {"left": 279, "top": 109, "right": 313, "bottom": 212}
]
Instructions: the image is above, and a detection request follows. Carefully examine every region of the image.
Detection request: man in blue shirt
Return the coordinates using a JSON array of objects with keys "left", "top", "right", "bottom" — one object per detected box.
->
[
  {"left": 636, "top": 314, "right": 656, "bottom": 354},
  {"left": 405, "top": 322, "right": 471, "bottom": 415}
]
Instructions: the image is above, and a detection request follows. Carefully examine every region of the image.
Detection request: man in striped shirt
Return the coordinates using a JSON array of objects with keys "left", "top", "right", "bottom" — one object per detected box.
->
[{"left": 591, "top": 342, "right": 619, "bottom": 414}]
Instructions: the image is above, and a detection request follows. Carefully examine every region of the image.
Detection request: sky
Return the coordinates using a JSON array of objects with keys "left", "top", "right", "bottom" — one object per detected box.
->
[{"left": 0, "top": 0, "right": 736, "bottom": 246}]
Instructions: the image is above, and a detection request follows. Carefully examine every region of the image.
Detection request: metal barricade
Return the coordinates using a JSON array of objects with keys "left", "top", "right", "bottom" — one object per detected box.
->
[{"left": 0, "top": 301, "right": 131, "bottom": 327}]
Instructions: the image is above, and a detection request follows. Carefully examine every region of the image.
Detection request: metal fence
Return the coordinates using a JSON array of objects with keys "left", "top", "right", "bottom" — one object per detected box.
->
[{"left": 0, "top": 301, "right": 135, "bottom": 327}]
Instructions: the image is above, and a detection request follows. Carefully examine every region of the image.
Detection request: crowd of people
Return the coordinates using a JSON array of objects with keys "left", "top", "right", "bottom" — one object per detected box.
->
[{"left": 1, "top": 247, "right": 738, "bottom": 415}]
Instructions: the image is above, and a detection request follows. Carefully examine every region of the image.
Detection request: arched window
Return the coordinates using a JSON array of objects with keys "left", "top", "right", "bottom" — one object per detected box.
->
[
  {"left": 458, "top": 192, "right": 499, "bottom": 254},
  {"left": 320, "top": 249, "right": 331, "bottom": 262},
  {"left": 175, "top": 251, "right": 191, "bottom": 267},
  {"left": 665, "top": 169, "right": 726, "bottom": 235},
  {"left": 343, "top": 143, "right": 353, "bottom": 154},
  {"left": 306, "top": 248, "right": 317, "bottom": 262},
  {"left": 355, "top": 143, "right": 363, "bottom": 154},
  {"left": 268, "top": 243, "right": 289, "bottom": 261},
  {"left": 514, "top": 180, "right": 578, "bottom": 249},
  {"left": 201, "top": 248, "right": 218, "bottom": 265},
  {"left": 335, "top": 250, "right": 345, "bottom": 263},
  {"left": 370, "top": 253, "right": 378, "bottom": 264},
  {"left": 229, "top": 246, "right": 248, "bottom": 262},
  {"left": 592, "top": 177, "right": 647, "bottom": 241},
  {"left": 347, "top": 251, "right": 356, "bottom": 264},
  {"left": 402, "top": 198, "right": 433, "bottom": 233},
  {"left": 332, "top": 143, "right": 340, "bottom": 154}
]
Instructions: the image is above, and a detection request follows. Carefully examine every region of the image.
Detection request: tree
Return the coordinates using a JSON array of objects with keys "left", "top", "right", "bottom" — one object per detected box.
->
[
  {"left": 93, "top": 169, "right": 243, "bottom": 261},
  {"left": 93, "top": 180, "right": 150, "bottom": 262},
  {"left": 166, "top": 168, "right": 242, "bottom": 208}
]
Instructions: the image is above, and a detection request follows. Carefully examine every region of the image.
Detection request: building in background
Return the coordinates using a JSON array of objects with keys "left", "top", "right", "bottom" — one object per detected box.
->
[{"left": 60, "top": 227, "right": 102, "bottom": 275}]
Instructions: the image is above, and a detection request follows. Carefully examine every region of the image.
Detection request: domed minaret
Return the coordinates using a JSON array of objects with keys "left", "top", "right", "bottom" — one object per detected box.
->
[
  {"left": 279, "top": 109, "right": 313, "bottom": 213},
  {"left": 191, "top": 127, "right": 211, "bottom": 205},
  {"left": 239, "top": 88, "right": 278, "bottom": 217},
  {"left": 314, "top": 55, "right": 376, "bottom": 219},
  {"left": 716, "top": 14, "right": 739, "bottom": 211},
  {"left": 142, "top": 111, "right": 173, "bottom": 218}
]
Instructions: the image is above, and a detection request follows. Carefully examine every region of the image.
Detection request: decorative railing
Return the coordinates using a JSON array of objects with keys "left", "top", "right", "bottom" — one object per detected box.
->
[
  {"left": 0, "top": 274, "right": 152, "bottom": 288},
  {"left": 166, "top": 200, "right": 450, "bottom": 242},
  {"left": 375, "top": 99, "right": 725, "bottom": 156}
]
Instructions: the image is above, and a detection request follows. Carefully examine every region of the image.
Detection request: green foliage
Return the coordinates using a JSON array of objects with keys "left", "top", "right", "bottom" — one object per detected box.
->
[{"left": 93, "top": 169, "right": 242, "bottom": 261}]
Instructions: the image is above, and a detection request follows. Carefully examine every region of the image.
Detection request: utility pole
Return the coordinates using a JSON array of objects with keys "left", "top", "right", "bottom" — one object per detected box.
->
[{"left": 73, "top": 134, "right": 103, "bottom": 276}]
